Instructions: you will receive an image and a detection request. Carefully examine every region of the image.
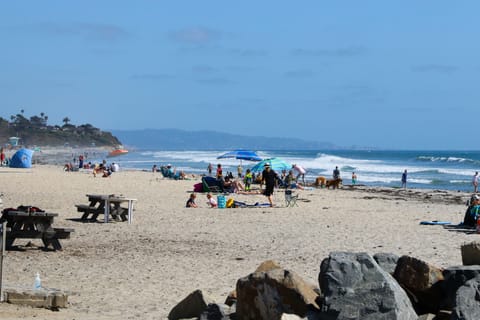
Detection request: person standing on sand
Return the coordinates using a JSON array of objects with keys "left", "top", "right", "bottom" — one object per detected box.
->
[
  {"left": 207, "top": 163, "right": 213, "bottom": 176},
  {"left": 216, "top": 164, "right": 223, "bottom": 179},
  {"left": 292, "top": 164, "right": 306, "bottom": 185},
  {"left": 333, "top": 166, "right": 340, "bottom": 180},
  {"left": 261, "top": 162, "right": 278, "bottom": 207},
  {"left": 0, "top": 147, "right": 5, "bottom": 166},
  {"left": 352, "top": 172, "right": 357, "bottom": 185},
  {"left": 78, "top": 154, "right": 84, "bottom": 169},
  {"left": 473, "top": 172, "right": 479, "bottom": 193},
  {"left": 237, "top": 164, "right": 243, "bottom": 178},
  {"left": 401, "top": 170, "right": 408, "bottom": 189}
]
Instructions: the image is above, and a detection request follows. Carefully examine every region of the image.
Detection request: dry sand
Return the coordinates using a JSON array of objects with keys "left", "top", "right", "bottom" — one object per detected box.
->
[{"left": 0, "top": 161, "right": 476, "bottom": 319}]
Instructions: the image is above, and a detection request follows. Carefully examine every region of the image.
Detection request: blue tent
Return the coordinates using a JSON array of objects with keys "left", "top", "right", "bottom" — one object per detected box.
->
[{"left": 9, "top": 148, "right": 34, "bottom": 168}]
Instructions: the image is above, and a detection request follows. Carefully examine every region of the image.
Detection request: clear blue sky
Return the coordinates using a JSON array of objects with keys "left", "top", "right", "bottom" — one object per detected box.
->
[{"left": 1, "top": 1, "right": 479, "bottom": 150}]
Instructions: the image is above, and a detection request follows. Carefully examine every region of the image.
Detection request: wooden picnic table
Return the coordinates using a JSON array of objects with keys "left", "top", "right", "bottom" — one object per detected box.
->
[
  {"left": 76, "top": 194, "right": 137, "bottom": 224},
  {"left": 0, "top": 210, "right": 73, "bottom": 250}
]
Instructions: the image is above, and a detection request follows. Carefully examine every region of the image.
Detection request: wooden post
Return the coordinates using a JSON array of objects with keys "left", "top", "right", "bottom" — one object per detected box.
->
[{"left": 0, "top": 221, "right": 6, "bottom": 302}]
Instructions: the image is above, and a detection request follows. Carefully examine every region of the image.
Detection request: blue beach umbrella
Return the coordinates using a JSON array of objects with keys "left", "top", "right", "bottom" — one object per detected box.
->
[
  {"left": 250, "top": 157, "right": 291, "bottom": 173},
  {"left": 217, "top": 150, "right": 263, "bottom": 162}
]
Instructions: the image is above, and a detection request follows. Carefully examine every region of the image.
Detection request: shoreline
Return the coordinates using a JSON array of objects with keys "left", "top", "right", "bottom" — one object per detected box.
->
[{"left": 3, "top": 147, "right": 477, "bottom": 194}]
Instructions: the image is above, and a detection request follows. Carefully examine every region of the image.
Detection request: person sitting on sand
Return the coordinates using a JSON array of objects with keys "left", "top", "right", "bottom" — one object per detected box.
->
[
  {"left": 206, "top": 193, "right": 217, "bottom": 208},
  {"left": 186, "top": 193, "right": 198, "bottom": 208},
  {"left": 284, "top": 170, "right": 304, "bottom": 190},
  {"left": 221, "top": 176, "right": 245, "bottom": 193},
  {"left": 64, "top": 162, "right": 73, "bottom": 172},
  {"left": 110, "top": 162, "right": 119, "bottom": 172},
  {"left": 102, "top": 167, "right": 112, "bottom": 177},
  {"left": 93, "top": 160, "right": 107, "bottom": 177},
  {"left": 463, "top": 194, "right": 480, "bottom": 227}
]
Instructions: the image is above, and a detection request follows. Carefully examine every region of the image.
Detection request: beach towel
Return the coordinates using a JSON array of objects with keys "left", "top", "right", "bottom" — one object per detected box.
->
[
  {"left": 233, "top": 200, "right": 271, "bottom": 208},
  {"left": 419, "top": 220, "right": 452, "bottom": 225}
]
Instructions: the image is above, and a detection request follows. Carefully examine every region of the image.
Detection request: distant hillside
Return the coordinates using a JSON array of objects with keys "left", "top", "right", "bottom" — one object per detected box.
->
[
  {"left": 0, "top": 114, "right": 121, "bottom": 147},
  {"left": 111, "top": 128, "right": 337, "bottom": 150}
]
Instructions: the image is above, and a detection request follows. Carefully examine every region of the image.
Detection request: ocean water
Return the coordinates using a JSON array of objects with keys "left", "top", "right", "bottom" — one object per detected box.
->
[{"left": 98, "top": 149, "right": 480, "bottom": 192}]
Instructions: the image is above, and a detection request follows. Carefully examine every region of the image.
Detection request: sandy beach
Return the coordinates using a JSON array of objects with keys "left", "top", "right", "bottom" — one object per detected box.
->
[{"left": 0, "top": 160, "right": 476, "bottom": 319}]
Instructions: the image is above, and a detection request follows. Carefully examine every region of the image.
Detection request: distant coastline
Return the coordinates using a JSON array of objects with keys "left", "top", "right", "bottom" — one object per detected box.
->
[{"left": 111, "top": 128, "right": 338, "bottom": 151}]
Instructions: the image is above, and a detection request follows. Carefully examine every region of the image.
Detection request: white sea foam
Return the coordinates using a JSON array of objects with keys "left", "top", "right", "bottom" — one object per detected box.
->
[
  {"left": 114, "top": 149, "right": 479, "bottom": 191},
  {"left": 417, "top": 156, "right": 474, "bottom": 163}
]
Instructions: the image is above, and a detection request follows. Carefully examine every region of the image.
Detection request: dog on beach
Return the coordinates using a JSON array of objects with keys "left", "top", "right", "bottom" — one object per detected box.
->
[
  {"left": 315, "top": 176, "right": 327, "bottom": 187},
  {"left": 325, "top": 178, "right": 342, "bottom": 189}
]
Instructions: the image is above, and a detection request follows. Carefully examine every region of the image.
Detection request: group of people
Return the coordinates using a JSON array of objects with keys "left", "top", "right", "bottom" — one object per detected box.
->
[
  {"left": 92, "top": 160, "right": 119, "bottom": 177},
  {"left": 186, "top": 192, "right": 219, "bottom": 208}
]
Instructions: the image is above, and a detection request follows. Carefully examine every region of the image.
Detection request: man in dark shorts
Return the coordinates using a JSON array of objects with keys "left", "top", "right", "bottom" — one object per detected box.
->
[{"left": 261, "top": 162, "right": 277, "bottom": 207}]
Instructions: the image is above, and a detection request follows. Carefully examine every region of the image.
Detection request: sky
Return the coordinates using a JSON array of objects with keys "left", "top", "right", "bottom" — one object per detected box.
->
[{"left": 1, "top": 1, "right": 479, "bottom": 150}]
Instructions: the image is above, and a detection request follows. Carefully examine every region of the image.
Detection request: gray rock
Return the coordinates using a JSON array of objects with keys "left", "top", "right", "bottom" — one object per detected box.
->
[
  {"left": 373, "top": 252, "right": 399, "bottom": 275},
  {"left": 451, "top": 275, "right": 480, "bottom": 320},
  {"left": 168, "top": 289, "right": 215, "bottom": 320},
  {"left": 199, "top": 303, "right": 232, "bottom": 320},
  {"left": 442, "top": 266, "right": 480, "bottom": 310},
  {"left": 318, "top": 251, "right": 417, "bottom": 320}
]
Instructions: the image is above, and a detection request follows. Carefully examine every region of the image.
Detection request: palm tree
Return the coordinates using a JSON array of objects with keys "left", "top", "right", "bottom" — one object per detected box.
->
[{"left": 62, "top": 117, "right": 71, "bottom": 125}]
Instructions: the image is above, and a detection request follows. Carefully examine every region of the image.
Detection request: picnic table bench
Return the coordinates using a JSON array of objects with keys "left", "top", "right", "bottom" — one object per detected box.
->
[
  {"left": 76, "top": 194, "right": 137, "bottom": 224},
  {"left": 0, "top": 209, "right": 74, "bottom": 250}
]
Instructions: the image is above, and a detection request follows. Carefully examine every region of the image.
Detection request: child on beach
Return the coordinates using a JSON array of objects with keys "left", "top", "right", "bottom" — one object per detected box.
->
[
  {"left": 186, "top": 193, "right": 198, "bottom": 208},
  {"left": 206, "top": 193, "right": 217, "bottom": 208},
  {"left": 244, "top": 169, "right": 253, "bottom": 191}
]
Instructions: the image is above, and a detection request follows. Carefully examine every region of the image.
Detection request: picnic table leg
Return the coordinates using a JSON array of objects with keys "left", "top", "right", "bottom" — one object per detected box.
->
[
  {"left": 111, "top": 204, "right": 122, "bottom": 222},
  {"left": 104, "top": 199, "right": 110, "bottom": 223},
  {"left": 41, "top": 235, "right": 62, "bottom": 251},
  {"left": 5, "top": 237, "right": 15, "bottom": 249},
  {"left": 128, "top": 200, "right": 134, "bottom": 224}
]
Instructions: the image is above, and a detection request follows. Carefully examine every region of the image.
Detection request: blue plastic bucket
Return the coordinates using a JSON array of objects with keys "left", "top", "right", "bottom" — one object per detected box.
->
[{"left": 217, "top": 195, "right": 226, "bottom": 208}]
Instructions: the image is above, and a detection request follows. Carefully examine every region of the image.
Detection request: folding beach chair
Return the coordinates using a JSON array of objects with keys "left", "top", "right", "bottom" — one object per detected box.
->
[
  {"left": 202, "top": 176, "right": 223, "bottom": 193},
  {"left": 284, "top": 189, "right": 298, "bottom": 207}
]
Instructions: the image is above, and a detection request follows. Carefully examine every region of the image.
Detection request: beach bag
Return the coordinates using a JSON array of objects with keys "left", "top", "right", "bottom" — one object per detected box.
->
[
  {"left": 16, "top": 205, "right": 45, "bottom": 213},
  {"left": 193, "top": 183, "right": 203, "bottom": 192}
]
